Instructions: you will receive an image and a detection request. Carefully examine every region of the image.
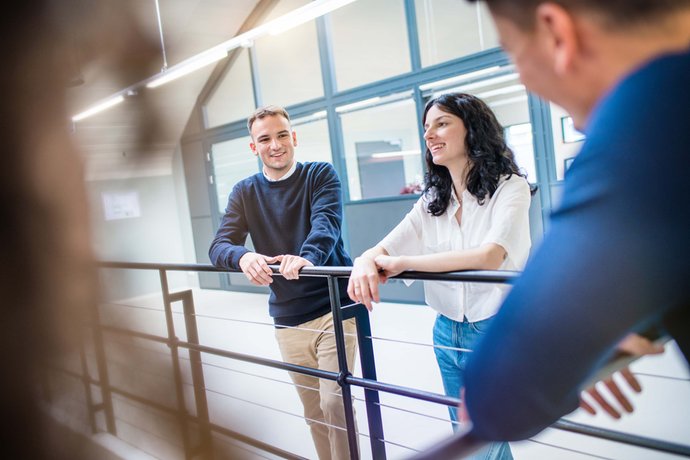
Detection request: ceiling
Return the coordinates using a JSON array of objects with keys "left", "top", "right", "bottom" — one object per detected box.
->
[{"left": 66, "top": 0, "right": 263, "bottom": 181}]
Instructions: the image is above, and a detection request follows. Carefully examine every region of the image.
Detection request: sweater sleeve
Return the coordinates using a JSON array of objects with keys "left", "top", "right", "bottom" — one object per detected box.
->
[
  {"left": 299, "top": 163, "right": 344, "bottom": 266},
  {"left": 208, "top": 183, "right": 251, "bottom": 269}
]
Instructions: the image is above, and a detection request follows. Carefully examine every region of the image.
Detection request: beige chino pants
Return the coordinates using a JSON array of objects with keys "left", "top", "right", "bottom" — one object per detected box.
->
[{"left": 275, "top": 313, "right": 359, "bottom": 460}]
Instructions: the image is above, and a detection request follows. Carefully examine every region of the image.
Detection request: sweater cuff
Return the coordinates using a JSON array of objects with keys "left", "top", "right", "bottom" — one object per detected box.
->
[
  {"left": 301, "top": 250, "right": 323, "bottom": 267},
  {"left": 230, "top": 247, "right": 251, "bottom": 269}
]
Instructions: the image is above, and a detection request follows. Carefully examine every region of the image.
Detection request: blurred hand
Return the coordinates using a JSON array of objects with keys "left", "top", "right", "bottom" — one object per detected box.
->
[
  {"left": 579, "top": 333, "right": 665, "bottom": 418},
  {"left": 459, "top": 387, "right": 471, "bottom": 425},
  {"left": 278, "top": 255, "right": 313, "bottom": 280},
  {"left": 239, "top": 253, "right": 282, "bottom": 286},
  {"left": 347, "top": 257, "right": 382, "bottom": 311}
]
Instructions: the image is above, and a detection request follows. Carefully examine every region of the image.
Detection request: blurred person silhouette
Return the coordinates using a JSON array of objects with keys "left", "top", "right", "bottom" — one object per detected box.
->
[
  {"left": 456, "top": 0, "right": 690, "bottom": 445},
  {"left": 1, "top": 1, "right": 166, "bottom": 458}
]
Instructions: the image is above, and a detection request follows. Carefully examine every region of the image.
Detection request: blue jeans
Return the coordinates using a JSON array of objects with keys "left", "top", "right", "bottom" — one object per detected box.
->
[{"left": 433, "top": 314, "right": 513, "bottom": 460}]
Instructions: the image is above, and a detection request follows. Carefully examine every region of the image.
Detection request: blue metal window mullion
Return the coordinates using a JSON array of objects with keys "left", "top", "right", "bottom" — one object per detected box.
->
[
  {"left": 248, "top": 44, "right": 264, "bottom": 174},
  {"left": 404, "top": 0, "right": 422, "bottom": 72},
  {"left": 528, "top": 93, "right": 556, "bottom": 232},
  {"left": 405, "top": 0, "right": 429, "bottom": 181},
  {"left": 316, "top": 12, "right": 355, "bottom": 254}
]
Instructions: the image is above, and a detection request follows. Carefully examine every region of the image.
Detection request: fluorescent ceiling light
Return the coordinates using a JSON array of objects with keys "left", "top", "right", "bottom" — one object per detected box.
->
[
  {"left": 146, "top": 47, "right": 228, "bottom": 89},
  {"left": 419, "top": 66, "right": 501, "bottom": 91},
  {"left": 292, "top": 110, "right": 328, "bottom": 127},
  {"left": 72, "top": 95, "right": 125, "bottom": 121},
  {"left": 335, "top": 97, "right": 382, "bottom": 113},
  {"left": 371, "top": 149, "right": 421, "bottom": 159},
  {"left": 477, "top": 84, "right": 526, "bottom": 100},
  {"left": 72, "top": 0, "right": 359, "bottom": 120},
  {"left": 269, "top": 0, "right": 357, "bottom": 35},
  {"left": 453, "top": 73, "right": 519, "bottom": 93}
]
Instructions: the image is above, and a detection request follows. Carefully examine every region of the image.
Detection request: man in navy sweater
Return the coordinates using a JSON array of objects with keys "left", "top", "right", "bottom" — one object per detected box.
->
[
  {"left": 460, "top": 0, "right": 690, "bottom": 445},
  {"left": 209, "top": 106, "right": 357, "bottom": 460}
]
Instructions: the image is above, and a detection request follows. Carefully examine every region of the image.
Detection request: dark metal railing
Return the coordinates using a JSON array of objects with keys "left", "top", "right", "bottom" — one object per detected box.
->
[{"left": 74, "top": 262, "right": 690, "bottom": 460}]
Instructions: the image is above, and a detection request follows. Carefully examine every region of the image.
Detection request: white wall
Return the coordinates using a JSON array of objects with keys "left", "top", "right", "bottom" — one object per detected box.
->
[{"left": 87, "top": 147, "right": 198, "bottom": 300}]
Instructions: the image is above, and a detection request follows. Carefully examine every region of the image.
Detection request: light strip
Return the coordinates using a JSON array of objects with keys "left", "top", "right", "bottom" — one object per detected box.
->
[
  {"left": 335, "top": 97, "right": 382, "bottom": 113},
  {"left": 419, "top": 66, "right": 501, "bottom": 91},
  {"left": 71, "top": 95, "right": 125, "bottom": 121},
  {"left": 72, "top": 0, "right": 359, "bottom": 120},
  {"left": 452, "top": 73, "right": 519, "bottom": 93},
  {"left": 476, "top": 84, "right": 526, "bottom": 100},
  {"left": 146, "top": 47, "right": 228, "bottom": 89},
  {"left": 371, "top": 150, "right": 421, "bottom": 159},
  {"left": 269, "top": 0, "right": 357, "bottom": 35}
]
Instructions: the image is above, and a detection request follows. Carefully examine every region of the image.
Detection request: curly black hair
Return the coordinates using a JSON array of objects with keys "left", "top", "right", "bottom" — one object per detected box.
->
[{"left": 422, "top": 92, "right": 525, "bottom": 216}]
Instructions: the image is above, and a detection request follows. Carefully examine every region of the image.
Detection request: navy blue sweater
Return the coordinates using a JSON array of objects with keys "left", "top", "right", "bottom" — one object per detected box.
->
[
  {"left": 465, "top": 48, "right": 690, "bottom": 440},
  {"left": 209, "top": 162, "right": 352, "bottom": 326}
]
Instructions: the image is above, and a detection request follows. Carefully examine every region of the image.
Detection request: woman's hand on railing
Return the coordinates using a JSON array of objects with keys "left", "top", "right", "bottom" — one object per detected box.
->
[
  {"left": 348, "top": 256, "right": 384, "bottom": 311},
  {"left": 374, "top": 254, "right": 407, "bottom": 279}
]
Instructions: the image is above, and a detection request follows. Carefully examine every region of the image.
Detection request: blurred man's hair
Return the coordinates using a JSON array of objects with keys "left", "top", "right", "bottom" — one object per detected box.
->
[{"left": 466, "top": 0, "right": 690, "bottom": 29}]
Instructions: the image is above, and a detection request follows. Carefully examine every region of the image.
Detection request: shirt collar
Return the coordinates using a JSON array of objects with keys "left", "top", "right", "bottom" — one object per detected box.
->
[
  {"left": 263, "top": 161, "right": 297, "bottom": 182},
  {"left": 448, "top": 187, "right": 463, "bottom": 217}
]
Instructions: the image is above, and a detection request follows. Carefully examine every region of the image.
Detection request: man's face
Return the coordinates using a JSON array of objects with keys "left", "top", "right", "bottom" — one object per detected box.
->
[
  {"left": 249, "top": 115, "right": 297, "bottom": 179},
  {"left": 491, "top": 8, "right": 591, "bottom": 128}
]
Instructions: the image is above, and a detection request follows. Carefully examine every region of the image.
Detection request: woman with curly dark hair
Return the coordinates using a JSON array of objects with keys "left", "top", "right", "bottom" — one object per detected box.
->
[{"left": 348, "top": 92, "right": 532, "bottom": 459}]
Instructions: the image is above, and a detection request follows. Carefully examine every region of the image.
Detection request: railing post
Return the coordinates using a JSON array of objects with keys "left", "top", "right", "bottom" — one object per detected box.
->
[
  {"left": 90, "top": 295, "right": 117, "bottom": 435},
  {"left": 159, "top": 270, "right": 193, "bottom": 459},
  {"left": 327, "top": 276, "right": 360, "bottom": 460},
  {"left": 343, "top": 304, "right": 387, "bottom": 459},
  {"left": 176, "top": 289, "right": 213, "bottom": 458},
  {"left": 79, "top": 341, "right": 98, "bottom": 433}
]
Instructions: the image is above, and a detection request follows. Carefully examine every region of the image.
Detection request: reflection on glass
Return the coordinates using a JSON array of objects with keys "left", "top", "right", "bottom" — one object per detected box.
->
[
  {"left": 561, "top": 116, "right": 585, "bottom": 143},
  {"left": 329, "top": 0, "right": 410, "bottom": 90},
  {"left": 425, "top": 66, "right": 537, "bottom": 183},
  {"left": 211, "top": 136, "right": 257, "bottom": 213},
  {"left": 550, "top": 102, "right": 585, "bottom": 180},
  {"left": 291, "top": 113, "right": 332, "bottom": 164},
  {"left": 415, "top": 0, "right": 499, "bottom": 67},
  {"left": 204, "top": 48, "right": 255, "bottom": 129},
  {"left": 255, "top": 0, "right": 323, "bottom": 107},
  {"left": 340, "top": 96, "right": 423, "bottom": 201},
  {"left": 505, "top": 123, "right": 537, "bottom": 183}
]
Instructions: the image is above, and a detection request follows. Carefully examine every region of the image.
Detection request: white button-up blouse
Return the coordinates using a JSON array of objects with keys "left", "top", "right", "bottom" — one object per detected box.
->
[{"left": 379, "top": 174, "right": 532, "bottom": 322}]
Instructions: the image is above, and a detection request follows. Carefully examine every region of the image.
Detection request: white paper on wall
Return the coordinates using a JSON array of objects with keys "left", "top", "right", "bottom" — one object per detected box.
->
[{"left": 102, "top": 191, "right": 141, "bottom": 221}]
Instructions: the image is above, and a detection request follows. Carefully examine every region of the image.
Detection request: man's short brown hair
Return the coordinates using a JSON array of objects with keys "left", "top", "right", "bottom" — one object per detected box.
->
[
  {"left": 247, "top": 105, "right": 291, "bottom": 133},
  {"left": 467, "top": 0, "right": 690, "bottom": 29}
]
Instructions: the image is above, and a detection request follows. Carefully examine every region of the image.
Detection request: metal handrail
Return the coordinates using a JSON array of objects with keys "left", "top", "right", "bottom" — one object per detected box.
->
[
  {"left": 98, "top": 260, "right": 521, "bottom": 283},
  {"left": 89, "top": 262, "right": 690, "bottom": 459}
]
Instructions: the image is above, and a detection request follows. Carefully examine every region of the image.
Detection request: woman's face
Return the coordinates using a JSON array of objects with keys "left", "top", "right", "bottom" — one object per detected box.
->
[{"left": 423, "top": 104, "right": 468, "bottom": 168}]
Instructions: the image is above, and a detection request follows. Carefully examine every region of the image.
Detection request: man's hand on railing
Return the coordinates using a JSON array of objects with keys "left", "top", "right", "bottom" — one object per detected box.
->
[
  {"left": 239, "top": 252, "right": 282, "bottom": 286},
  {"left": 348, "top": 256, "right": 386, "bottom": 311},
  {"left": 579, "top": 333, "right": 665, "bottom": 418},
  {"left": 278, "top": 255, "right": 313, "bottom": 280}
]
